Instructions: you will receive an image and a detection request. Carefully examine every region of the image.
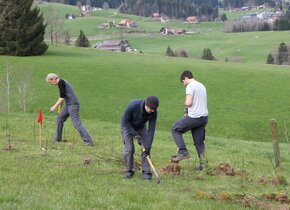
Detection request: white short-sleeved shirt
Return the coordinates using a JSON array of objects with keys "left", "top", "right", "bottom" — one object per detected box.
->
[{"left": 186, "top": 80, "right": 208, "bottom": 118}]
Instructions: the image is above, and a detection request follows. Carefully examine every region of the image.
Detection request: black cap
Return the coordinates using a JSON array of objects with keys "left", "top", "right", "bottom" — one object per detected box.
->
[{"left": 145, "top": 96, "right": 159, "bottom": 110}]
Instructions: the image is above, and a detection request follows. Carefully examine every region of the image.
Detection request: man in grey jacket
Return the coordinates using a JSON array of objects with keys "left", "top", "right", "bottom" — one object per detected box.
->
[
  {"left": 46, "top": 73, "right": 94, "bottom": 146},
  {"left": 171, "top": 70, "right": 208, "bottom": 170},
  {"left": 121, "top": 96, "right": 159, "bottom": 180}
]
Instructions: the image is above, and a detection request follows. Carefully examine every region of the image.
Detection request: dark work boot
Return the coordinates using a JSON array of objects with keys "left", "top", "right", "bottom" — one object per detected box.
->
[
  {"left": 194, "top": 165, "right": 204, "bottom": 171},
  {"left": 124, "top": 171, "right": 134, "bottom": 179},
  {"left": 171, "top": 151, "right": 190, "bottom": 162},
  {"left": 194, "top": 155, "right": 208, "bottom": 171}
]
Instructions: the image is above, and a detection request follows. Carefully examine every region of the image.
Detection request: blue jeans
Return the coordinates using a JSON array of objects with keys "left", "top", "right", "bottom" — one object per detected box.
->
[
  {"left": 55, "top": 104, "right": 92, "bottom": 142},
  {"left": 171, "top": 115, "right": 208, "bottom": 157}
]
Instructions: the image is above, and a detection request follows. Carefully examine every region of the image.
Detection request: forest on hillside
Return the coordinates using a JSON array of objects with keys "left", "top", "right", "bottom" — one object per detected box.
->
[
  {"left": 41, "top": 0, "right": 277, "bottom": 19},
  {"left": 42, "top": 0, "right": 276, "bottom": 8}
]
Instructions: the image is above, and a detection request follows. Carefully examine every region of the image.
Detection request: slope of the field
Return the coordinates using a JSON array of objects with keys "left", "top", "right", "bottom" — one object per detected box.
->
[{"left": 1, "top": 46, "right": 290, "bottom": 142}]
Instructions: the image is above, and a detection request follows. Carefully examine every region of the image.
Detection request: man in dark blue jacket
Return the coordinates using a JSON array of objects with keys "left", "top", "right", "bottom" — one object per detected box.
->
[{"left": 121, "top": 96, "right": 159, "bottom": 180}]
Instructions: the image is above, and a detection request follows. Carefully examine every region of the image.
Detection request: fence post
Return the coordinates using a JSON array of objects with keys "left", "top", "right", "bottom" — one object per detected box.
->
[{"left": 270, "top": 119, "right": 280, "bottom": 168}]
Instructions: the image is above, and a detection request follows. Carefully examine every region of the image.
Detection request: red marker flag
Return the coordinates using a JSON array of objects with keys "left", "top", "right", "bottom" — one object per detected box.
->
[{"left": 37, "top": 109, "right": 43, "bottom": 126}]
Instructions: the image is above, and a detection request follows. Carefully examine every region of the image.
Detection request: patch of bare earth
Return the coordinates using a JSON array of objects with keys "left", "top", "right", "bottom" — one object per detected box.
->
[
  {"left": 212, "top": 163, "right": 247, "bottom": 176},
  {"left": 248, "top": 175, "right": 286, "bottom": 185},
  {"left": 158, "top": 163, "right": 181, "bottom": 175},
  {"left": 193, "top": 191, "right": 290, "bottom": 209}
]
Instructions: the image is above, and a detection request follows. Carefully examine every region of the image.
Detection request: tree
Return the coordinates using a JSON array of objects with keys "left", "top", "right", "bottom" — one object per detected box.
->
[
  {"left": 0, "top": 0, "right": 14, "bottom": 22},
  {"left": 174, "top": 49, "right": 188, "bottom": 58},
  {"left": 202, "top": 48, "right": 214, "bottom": 60},
  {"left": 276, "top": 42, "right": 288, "bottom": 65},
  {"left": 0, "top": 63, "right": 13, "bottom": 113},
  {"left": 42, "top": 5, "right": 64, "bottom": 46},
  {"left": 102, "top": 1, "right": 109, "bottom": 10},
  {"left": 221, "top": 13, "right": 227, "bottom": 22},
  {"left": 266, "top": 53, "right": 275, "bottom": 64},
  {"left": 75, "top": 30, "right": 90, "bottom": 47},
  {"left": 16, "top": 69, "right": 33, "bottom": 112},
  {"left": 166, "top": 46, "right": 174, "bottom": 57},
  {"left": 64, "top": 31, "right": 71, "bottom": 45},
  {"left": 0, "top": 0, "right": 48, "bottom": 56}
]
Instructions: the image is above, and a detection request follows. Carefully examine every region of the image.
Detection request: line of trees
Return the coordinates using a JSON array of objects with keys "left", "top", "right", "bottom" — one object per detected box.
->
[
  {"left": 41, "top": 0, "right": 218, "bottom": 20},
  {"left": 41, "top": 0, "right": 123, "bottom": 8},
  {"left": 119, "top": 0, "right": 218, "bottom": 20},
  {"left": 220, "top": 0, "right": 275, "bottom": 9},
  {"left": 226, "top": 20, "right": 271, "bottom": 32},
  {"left": 166, "top": 46, "right": 215, "bottom": 60},
  {"left": 0, "top": 0, "right": 48, "bottom": 56},
  {"left": 273, "top": 9, "right": 290, "bottom": 31},
  {"left": 41, "top": 0, "right": 277, "bottom": 10}
]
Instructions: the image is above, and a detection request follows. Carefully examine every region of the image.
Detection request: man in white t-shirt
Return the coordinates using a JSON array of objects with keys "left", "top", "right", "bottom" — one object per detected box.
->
[{"left": 171, "top": 70, "right": 208, "bottom": 170}]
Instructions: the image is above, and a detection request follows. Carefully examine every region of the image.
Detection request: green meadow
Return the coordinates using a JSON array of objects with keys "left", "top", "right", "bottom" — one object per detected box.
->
[
  {"left": 39, "top": 4, "right": 290, "bottom": 64},
  {"left": 0, "top": 2, "right": 289, "bottom": 209}
]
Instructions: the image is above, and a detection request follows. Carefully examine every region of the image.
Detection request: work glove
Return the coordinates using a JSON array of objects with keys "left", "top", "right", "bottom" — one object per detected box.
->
[
  {"left": 142, "top": 148, "right": 150, "bottom": 157},
  {"left": 134, "top": 135, "right": 142, "bottom": 145}
]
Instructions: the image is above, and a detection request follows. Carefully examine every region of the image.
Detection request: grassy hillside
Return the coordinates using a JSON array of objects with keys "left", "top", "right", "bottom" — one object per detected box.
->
[
  {"left": 38, "top": 2, "right": 80, "bottom": 18},
  {"left": 0, "top": 113, "right": 289, "bottom": 209},
  {"left": 120, "top": 30, "right": 290, "bottom": 64},
  {"left": 1, "top": 46, "right": 290, "bottom": 143}
]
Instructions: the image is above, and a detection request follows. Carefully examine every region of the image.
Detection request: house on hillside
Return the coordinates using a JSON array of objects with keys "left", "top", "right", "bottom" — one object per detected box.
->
[
  {"left": 118, "top": 20, "right": 137, "bottom": 28},
  {"left": 185, "top": 16, "right": 199, "bottom": 24},
  {"left": 81, "top": 5, "right": 92, "bottom": 12},
  {"left": 273, "top": 10, "right": 285, "bottom": 18},
  {"left": 93, "top": 40, "right": 129, "bottom": 52},
  {"left": 152, "top": 13, "right": 160, "bottom": 21},
  {"left": 239, "top": 13, "right": 257, "bottom": 20},
  {"left": 160, "top": 27, "right": 175, "bottom": 35},
  {"left": 257, "top": 12, "right": 274, "bottom": 19}
]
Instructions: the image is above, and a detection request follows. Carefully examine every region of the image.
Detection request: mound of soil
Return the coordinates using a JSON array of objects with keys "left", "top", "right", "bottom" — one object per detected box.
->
[
  {"left": 212, "top": 163, "right": 235, "bottom": 176},
  {"left": 194, "top": 191, "right": 287, "bottom": 209},
  {"left": 248, "top": 175, "right": 286, "bottom": 185},
  {"left": 262, "top": 193, "right": 290, "bottom": 204},
  {"left": 212, "top": 163, "right": 247, "bottom": 176},
  {"left": 158, "top": 163, "right": 181, "bottom": 175}
]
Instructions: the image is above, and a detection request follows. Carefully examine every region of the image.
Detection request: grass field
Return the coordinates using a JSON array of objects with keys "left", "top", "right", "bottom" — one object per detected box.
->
[
  {"left": 0, "top": 112, "right": 289, "bottom": 209},
  {"left": 1, "top": 46, "right": 290, "bottom": 142},
  {"left": 0, "top": 2, "right": 289, "bottom": 209}
]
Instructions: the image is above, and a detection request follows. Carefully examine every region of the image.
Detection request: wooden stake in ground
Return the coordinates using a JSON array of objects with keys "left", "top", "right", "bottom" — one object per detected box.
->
[
  {"left": 270, "top": 119, "right": 280, "bottom": 168},
  {"left": 282, "top": 116, "right": 290, "bottom": 150},
  {"left": 37, "top": 109, "right": 43, "bottom": 149},
  {"left": 5, "top": 114, "right": 12, "bottom": 150}
]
